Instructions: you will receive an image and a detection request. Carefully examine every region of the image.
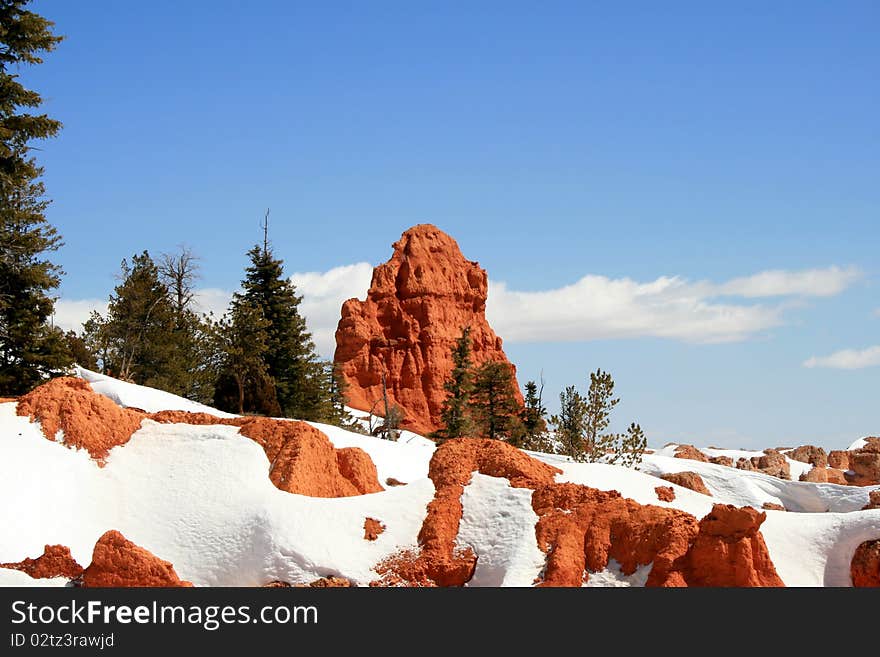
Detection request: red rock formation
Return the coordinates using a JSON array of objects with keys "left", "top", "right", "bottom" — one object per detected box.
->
[
  {"left": 683, "top": 505, "right": 783, "bottom": 587},
  {"left": 16, "top": 377, "right": 145, "bottom": 463},
  {"left": 660, "top": 471, "right": 712, "bottom": 496},
  {"left": 848, "top": 451, "right": 880, "bottom": 486},
  {"left": 385, "top": 477, "right": 406, "bottom": 487},
  {"left": 787, "top": 445, "right": 827, "bottom": 468},
  {"left": 235, "top": 418, "right": 383, "bottom": 497},
  {"left": 751, "top": 449, "right": 791, "bottom": 480},
  {"left": 828, "top": 450, "right": 850, "bottom": 471},
  {"left": 81, "top": 531, "right": 192, "bottom": 587},
  {"left": 375, "top": 439, "right": 782, "bottom": 587},
  {"left": 0, "top": 545, "right": 83, "bottom": 580},
  {"left": 15, "top": 379, "right": 383, "bottom": 499},
  {"left": 364, "top": 518, "right": 385, "bottom": 541},
  {"left": 736, "top": 457, "right": 756, "bottom": 471},
  {"left": 655, "top": 486, "right": 675, "bottom": 502},
  {"left": 799, "top": 467, "right": 848, "bottom": 485},
  {"left": 373, "top": 438, "right": 561, "bottom": 586},
  {"left": 673, "top": 445, "right": 709, "bottom": 463},
  {"left": 333, "top": 225, "right": 522, "bottom": 435},
  {"left": 851, "top": 540, "right": 880, "bottom": 587},
  {"left": 710, "top": 455, "right": 734, "bottom": 468},
  {"left": 762, "top": 502, "right": 786, "bottom": 511},
  {"left": 863, "top": 490, "right": 880, "bottom": 511}
]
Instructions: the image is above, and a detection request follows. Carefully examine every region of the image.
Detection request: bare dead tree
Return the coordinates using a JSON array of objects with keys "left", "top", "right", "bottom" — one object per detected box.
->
[{"left": 158, "top": 245, "right": 201, "bottom": 316}]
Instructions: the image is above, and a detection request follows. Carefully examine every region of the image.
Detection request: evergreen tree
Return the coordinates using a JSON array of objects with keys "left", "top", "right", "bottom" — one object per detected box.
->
[
  {"left": 470, "top": 360, "right": 522, "bottom": 441},
  {"left": 0, "top": 2, "right": 70, "bottom": 394},
  {"left": 432, "top": 326, "right": 474, "bottom": 441},
  {"left": 583, "top": 368, "right": 620, "bottom": 462},
  {"left": 213, "top": 299, "right": 275, "bottom": 415},
  {"left": 519, "top": 379, "right": 549, "bottom": 450},
  {"left": 84, "top": 252, "right": 178, "bottom": 389},
  {"left": 550, "top": 385, "right": 587, "bottom": 459},
  {"left": 234, "top": 234, "right": 324, "bottom": 419},
  {"left": 550, "top": 369, "right": 647, "bottom": 467},
  {"left": 63, "top": 330, "right": 96, "bottom": 370},
  {"left": 312, "top": 361, "right": 359, "bottom": 429}
]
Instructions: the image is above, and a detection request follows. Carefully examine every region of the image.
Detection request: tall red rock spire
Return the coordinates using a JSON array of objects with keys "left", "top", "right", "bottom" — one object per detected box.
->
[{"left": 333, "top": 224, "right": 522, "bottom": 435}]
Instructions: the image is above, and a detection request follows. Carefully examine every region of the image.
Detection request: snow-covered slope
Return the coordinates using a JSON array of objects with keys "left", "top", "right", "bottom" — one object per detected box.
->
[{"left": 1, "top": 372, "right": 878, "bottom": 587}]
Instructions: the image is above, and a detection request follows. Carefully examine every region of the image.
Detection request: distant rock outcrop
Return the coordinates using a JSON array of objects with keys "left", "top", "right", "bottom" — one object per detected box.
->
[
  {"left": 82, "top": 531, "right": 192, "bottom": 587},
  {"left": 786, "top": 445, "right": 827, "bottom": 468},
  {"left": 673, "top": 445, "right": 709, "bottom": 463},
  {"left": 847, "top": 438, "right": 880, "bottom": 486},
  {"left": 333, "top": 224, "right": 522, "bottom": 435},
  {"left": 751, "top": 449, "right": 791, "bottom": 480},
  {"left": 660, "top": 471, "right": 712, "bottom": 496}
]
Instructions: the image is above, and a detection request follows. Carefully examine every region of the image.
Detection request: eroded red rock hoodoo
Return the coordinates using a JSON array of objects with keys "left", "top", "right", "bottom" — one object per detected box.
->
[
  {"left": 333, "top": 225, "right": 522, "bottom": 435},
  {"left": 81, "top": 531, "right": 192, "bottom": 587},
  {"left": 16, "top": 379, "right": 382, "bottom": 498},
  {"left": 684, "top": 504, "right": 783, "bottom": 587},
  {"left": 0, "top": 545, "right": 84, "bottom": 580}
]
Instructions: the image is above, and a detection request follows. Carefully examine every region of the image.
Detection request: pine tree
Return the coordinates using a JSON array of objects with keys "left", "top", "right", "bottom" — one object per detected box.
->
[
  {"left": 0, "top": 2, "right": 70, "bottom": 394},
  {"left": 583, "top": 368, "right": 620, "bottom": 462},
  {"left": 234, "top": 226, "right": 324, "bottom": 419},
  {"left": 550, "top": 385, "right": 587, "bottom": 459},
  {"left": 311, "top": 361, "right": 359, "bottom": 429},
  {"left": 551, "top": 369, "right": 647, "bottom": 466},
  {"left": 63, "top": 330, "right": 96, "bottom": 370},
  {"left": 519, "top": 379, "right": 549, "bottom": 450},
  {"left": 84, "top": 252, "right": 178, "bottom": 389},
  {"left": 433, "top": 326, "right": 474, "bottom": 441},
  {"left": 213, "top": 299, "right": 274, "bottom": 415},
  {"left": 470, "top": 360, "right": 522, "bottom": 441}
]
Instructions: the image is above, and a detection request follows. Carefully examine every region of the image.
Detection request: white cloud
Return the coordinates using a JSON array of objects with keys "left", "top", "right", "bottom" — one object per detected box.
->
[
  {"left": 715, "top": 266, "right": 861, "bottom": 298},
  {"left": 487, "top": 275, "right": 785, "bottom": 344},
  {"left": 187, "top": 263, "right": 374, "bottom": 357},
  {"left": 53, "top": 263, "right": 858, "bottom": 354},
  {"left": 192, "top": 287, "right": 234, "bottom": 319},
  {"left": 51, "top": 298, "right": 107, "bottom": 332},
  {"left": 290, "top": 263, "right": 374, "bottom": 356},
  {"left": 803, "top": 346, "right": 880, "bottom": 370}
]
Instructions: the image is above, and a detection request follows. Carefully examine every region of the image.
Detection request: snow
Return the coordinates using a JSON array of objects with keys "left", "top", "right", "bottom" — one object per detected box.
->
[
  {"left": 847, "top": 437, "right": 870, "bottom": 451},
  {"left": 584, "top": 560, "right": 652, "bottom": 587},
  {"left": 2, "top": 371, "right": 880, "bottom": 587},
  {"left": 457, "top": 473, "right": 546, "bottom": 587},
  {"left": 308, "top": 420, "right": 434, "bottom": 486},
  {"left": 0, "top": 569, "right": 69, "bottom": 587},
  {"left": 0, "top": 403, "right": 434, "bottom": 586},
  {"left": 76, "top": 366, "right": 236, "bottom": 417}
]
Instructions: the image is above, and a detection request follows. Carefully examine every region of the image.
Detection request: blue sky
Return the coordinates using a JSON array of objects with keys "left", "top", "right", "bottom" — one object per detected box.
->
[{"left": 25, "top": 1, "right": 879, "bottom": 448}]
